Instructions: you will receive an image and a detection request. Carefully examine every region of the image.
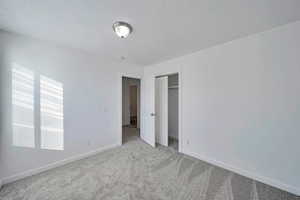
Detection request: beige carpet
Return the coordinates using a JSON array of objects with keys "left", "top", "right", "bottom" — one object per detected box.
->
[{"left": 0, "top": 134, "right": 299, "bottom": 199}]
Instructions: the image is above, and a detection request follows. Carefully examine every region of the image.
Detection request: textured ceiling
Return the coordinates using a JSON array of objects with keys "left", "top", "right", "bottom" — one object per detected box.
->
[{"left": 0, "top": 0, "right": 300, "bottom": 66}]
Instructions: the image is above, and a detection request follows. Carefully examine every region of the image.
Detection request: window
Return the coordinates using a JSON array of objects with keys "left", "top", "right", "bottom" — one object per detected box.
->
[
  {"left": 40, "top": 76, "right": 64, "bottom": 150},
  {"left": 11, "top": 64, "right": 64, "bottom": 150},
  {"left": 12, "top": 65, "right": 35, "bottom": 148}
]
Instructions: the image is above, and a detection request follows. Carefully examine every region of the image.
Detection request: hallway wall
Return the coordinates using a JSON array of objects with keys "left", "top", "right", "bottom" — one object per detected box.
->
[{"left": 122, "top": 78, "right": 140, "bottom": 128}]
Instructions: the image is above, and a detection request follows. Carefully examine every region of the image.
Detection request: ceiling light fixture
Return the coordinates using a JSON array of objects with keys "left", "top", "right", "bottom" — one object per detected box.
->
[{"left": 113, "top": 21, "right": 132, "bottom": 38}]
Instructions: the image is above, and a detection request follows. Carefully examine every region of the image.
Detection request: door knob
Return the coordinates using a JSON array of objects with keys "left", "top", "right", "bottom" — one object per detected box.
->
[{"left": 150, "top": 113, "right": 156, "bottom": 116}]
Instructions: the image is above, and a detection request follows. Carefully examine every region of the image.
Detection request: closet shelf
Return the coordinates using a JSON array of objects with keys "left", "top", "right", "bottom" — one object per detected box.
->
[{"left": 168, "top": 85, "right": 178, "bottom": 89}]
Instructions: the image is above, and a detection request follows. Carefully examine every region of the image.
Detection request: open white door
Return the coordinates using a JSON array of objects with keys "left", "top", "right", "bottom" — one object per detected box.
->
[
  {"left": 155, "top": 77, "right": 168, "bottom": 146},
  {"left": 140, "top": 76, "right": 156, "bottom": 147}
]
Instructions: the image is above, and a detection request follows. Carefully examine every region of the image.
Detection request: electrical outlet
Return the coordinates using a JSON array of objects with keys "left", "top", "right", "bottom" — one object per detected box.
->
[{"left": 186, "top": 140, "right": 190, "bottom": 145}]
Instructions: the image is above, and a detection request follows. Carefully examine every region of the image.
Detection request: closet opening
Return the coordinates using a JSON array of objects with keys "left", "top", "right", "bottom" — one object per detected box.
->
[{"left": 155, "top": 73, "right": 179, "bottom": 151}]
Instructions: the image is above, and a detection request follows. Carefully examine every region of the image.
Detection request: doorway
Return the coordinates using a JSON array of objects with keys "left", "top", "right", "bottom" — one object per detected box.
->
[
  {"left": 155, "top": 74, "right": 179, "bottom": 151},
  {"left": 122, "top": 77, "right": 141, "bottom": 144}
]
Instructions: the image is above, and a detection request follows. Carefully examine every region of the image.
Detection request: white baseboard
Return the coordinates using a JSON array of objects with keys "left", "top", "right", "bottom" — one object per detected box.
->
[
  {"left": 2, "top": 143, "right": 120, "bottom": 185},
  {"left": 184, "top": 149, "right": 300, "bottom": 196}
]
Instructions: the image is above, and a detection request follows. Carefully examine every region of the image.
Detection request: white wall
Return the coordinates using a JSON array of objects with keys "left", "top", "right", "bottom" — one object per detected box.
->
[
  {"left": 0, "top": 31, "right": 143, "bottom": 183},
  {"left": 168, "top": 74, "right": 178, "bottom": 139},
  {"left": 142, "top": 21, "right": 300, "bottom": 195}
]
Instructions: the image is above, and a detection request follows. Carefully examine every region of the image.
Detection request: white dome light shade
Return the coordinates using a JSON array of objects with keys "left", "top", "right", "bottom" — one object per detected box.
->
[{"left": 113, "top": 21, "right": 132, "bottom": 38}]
